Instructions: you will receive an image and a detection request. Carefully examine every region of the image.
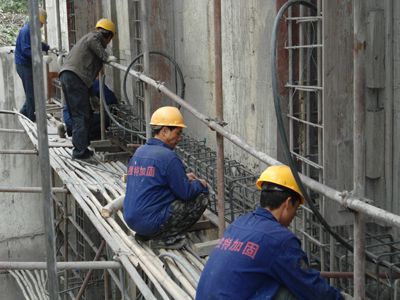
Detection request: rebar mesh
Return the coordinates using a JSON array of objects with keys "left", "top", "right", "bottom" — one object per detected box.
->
[{"left": 107, "top": 104, "right": 260, "bottom": 222}]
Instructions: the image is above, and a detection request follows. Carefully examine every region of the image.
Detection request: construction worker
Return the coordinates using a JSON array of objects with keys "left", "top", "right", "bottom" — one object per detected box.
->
[
  {"left": 59, "top": 18, "right": 117, "bottom": 159},
  {"left": 123, "top": 106, "right": 209, "bottom": 249},
  {"left": 196, "top": 165, "right": 348, "bottom": 300},
  {"left": 59, "top": 79, "right": 118, "bottom": 140},
  {"left": 15, "top": 8, "right": 50, "bottom": 122}
]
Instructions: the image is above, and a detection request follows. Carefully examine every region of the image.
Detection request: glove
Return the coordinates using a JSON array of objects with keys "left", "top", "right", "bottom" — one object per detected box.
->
[
  {"left": 49, "top": 47, "right": 58, "bottom": 54},
  {"left": 42, "top": 43, "right": 50, "bottom": 52},
  {"left": 43, "top": 55, "right": 53, "bottom": 64},
  {"left": 106, "top": 55, "right": 118, "bottom": 63}
]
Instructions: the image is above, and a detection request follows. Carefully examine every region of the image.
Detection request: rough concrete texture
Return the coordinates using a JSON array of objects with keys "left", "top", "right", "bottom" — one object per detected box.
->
[
  {"left": 221, "top": 1, "right": 277, "bottom": 170},
  {"left": 172, "top": 0, "right": 277, "bottom": 172},
  {"left": 45, "top": 0, "right": 69, "bottom": 53},
  {"left": 322, "top": 0, "right": 355, "bottom": 226},
  {"left": 0, "top": 48, "right": 45, "bottom": 299},
  {"left": 393, "top": 0, "right": 400, "bottom": 216}
]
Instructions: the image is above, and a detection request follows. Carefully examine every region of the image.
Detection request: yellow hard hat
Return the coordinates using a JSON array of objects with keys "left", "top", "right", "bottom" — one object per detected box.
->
[
  {"left": 96, "top": 18, "right": 116, "bottom": 36},
  {"left": 150, "top": 106, "right": 186, "bottom": 128},
  {"left": 39, "top": 8, "right": 47, "bottom": 24},
  {"left": 256, "top": 165, "right": 304, "bottom": 204}
]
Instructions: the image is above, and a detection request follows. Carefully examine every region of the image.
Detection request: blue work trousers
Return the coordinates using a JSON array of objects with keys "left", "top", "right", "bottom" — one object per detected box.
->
[
  {"left": 59, "top": 71, "right": 92, "bottom": 158},
  {"left": 16, "top": 63, "right": 36, "bottom": 122}
]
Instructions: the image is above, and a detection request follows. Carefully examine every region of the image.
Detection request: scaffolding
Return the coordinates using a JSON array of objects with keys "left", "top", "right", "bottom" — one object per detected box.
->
[{"left": 2, "top": 0, "right": 400, "bottom": 299}]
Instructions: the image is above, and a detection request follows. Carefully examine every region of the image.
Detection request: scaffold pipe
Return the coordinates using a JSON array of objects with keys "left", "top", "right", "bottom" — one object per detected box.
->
[
  {"left": 0, "top": 261, "right": 121, "bottom": 270},
  {"left": 107, "top": 61, "right": 400, "bottom": 228},
  {"left": 0, "top": 187, "right": 68, "bottom": 193}
]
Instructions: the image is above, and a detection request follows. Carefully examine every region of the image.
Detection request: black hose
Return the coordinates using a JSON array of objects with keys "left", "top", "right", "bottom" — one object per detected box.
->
[
  {"left": 100, "top": 51, "right": 186, "bottom": 139},
  {"left": 122, "top": 51, "right": 186, "bottom": 106},
  {"left": 271, "top": 0, "right": 355, "bottom": 254},
  {"left": 99, "top": 73, "right": 146, "bottom": 138}
]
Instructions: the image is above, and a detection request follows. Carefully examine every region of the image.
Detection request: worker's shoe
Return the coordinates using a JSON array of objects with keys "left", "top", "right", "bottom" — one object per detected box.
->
[
  {"left": 134, "top": 233, "right": 151, "bottom": 242},
  {"left": 57, "top": 123, "right": 66, "bottom": 138},
  {"left": 72, "top": 148, "right": 94, "bottom": 160},
  {"left": 149, "top": 235, "right": 187, "bottom": 250}
]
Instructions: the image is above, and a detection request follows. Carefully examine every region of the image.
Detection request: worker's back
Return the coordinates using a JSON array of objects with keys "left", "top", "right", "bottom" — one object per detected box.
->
[
  {"left": 196, "top": 208, "right": 290, "bottom": 299},
  {"left": 196, "top": 207, "right": 343, "bottom": 300},
  {"left": 60, "top": 31, "right": 107, "bottom": 87}
]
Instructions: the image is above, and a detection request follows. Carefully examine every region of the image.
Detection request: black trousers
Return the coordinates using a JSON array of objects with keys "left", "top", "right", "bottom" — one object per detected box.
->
[
  {"left": 16, "top": 64, "right": 36, "bottom": 122},
  {"left": 59, "top": 71, "right": 92, "bottom": 157}
]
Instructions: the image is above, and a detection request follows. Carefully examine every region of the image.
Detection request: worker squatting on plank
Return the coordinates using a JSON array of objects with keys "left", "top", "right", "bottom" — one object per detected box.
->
[
  {"left": 59, "top": 18, "right": 118, "bottom": 159},
  {"left": 123, "top": 106, "right": 209, "bottom": 249},
  {"left": 196, "top": 165, "right": 352, "bottom": 300}
]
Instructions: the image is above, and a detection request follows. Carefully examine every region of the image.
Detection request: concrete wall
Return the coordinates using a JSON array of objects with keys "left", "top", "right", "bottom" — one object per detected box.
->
[
  {"left": 172, "top": 0, "right": 278, "bottom": 171},
  {"left": 45, "top": 0, "right": 69, "bottom": 52},
  {"left": 0, "top": 47, "right": 46, "bottom": 299},
  {"left": 323, "top": 0, "right": 400, "bottom": 224},
  {"left": 392, "top": 0, "right": 400, "bottom": 216},
  {"left": 323, "top": 0, "right": 354, "bottom": 225}
]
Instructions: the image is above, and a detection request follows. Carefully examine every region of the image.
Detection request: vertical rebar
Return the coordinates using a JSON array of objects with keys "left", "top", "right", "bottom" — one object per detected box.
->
[
  {"left": 329, "top": 235, "right": 335, "bottom": 285},
  {"left": 75, "top": 240, "right": 106, "bottom": 300},
  {"left": 100, "top": 72, "right": 106, "bottom": 140},
  {"left": 119, "top": 268, "right": 126, "bottom": 300},
  {"left": 385, "top": 0, "right": 394, "bottom": 213},
  {"left": 318, "top": 0, "right": 325, "bottom": 273},
  {"left": 63, "top": 191, "right": 69, "bottom": 300},
  {"left": 28, "top": 1, "right": 59, "bottom": 298},
  {"left": 353, "top": 0, "right": 366, "bottom": 298},
  {"left": 214, "top": 0, "right": 225, "bottom": 237},
  {"left": 104, "top": 269, "right": 110, "bottom": 300},
  {"left": 140, "top": 0, "right": 152, "bottom": 139}
]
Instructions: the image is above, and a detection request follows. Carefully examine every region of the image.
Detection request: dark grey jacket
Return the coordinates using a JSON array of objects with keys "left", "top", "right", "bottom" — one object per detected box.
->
[{"left": 60, "top": 31, "right": 109, "bottom": 87}]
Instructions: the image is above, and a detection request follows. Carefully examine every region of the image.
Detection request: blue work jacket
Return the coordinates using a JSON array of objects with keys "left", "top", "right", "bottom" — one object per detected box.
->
[
  {"left": 62, "top": 80, "right": 117, "bottom": 129},
  {"left": 123, "top": 138, "right": 208, "bottom": 235},
  {"left": 196, "top": 207, "right": 343, "bottom": 300},
  {"left": 15, "top": 23, "right": 50, "bottom": 66}
]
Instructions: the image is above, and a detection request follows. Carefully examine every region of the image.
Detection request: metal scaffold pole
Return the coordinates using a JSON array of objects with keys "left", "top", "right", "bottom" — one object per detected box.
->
[
  {"left": 140, "top": 0, "right": 152, "bottom": 139},
  {"left": 353, "top": 0, "right": 366, "bottom": 298},
  {"left": 100, "top": 71, "right": 106, "bottom": 140},
  {"left": 55, "top": 0, "right": 62, "bottom": 50},
  {"left": 28, "top": 1, "right": 59, "bottom": 298},
  {"left": 214, "top": 0, "right": 226, "bottom": 237}
]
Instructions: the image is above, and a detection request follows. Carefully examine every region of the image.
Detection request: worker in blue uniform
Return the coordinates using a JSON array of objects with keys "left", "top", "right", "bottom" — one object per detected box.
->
[
  {"left": 197, "top": 165, "right": 349, "bottom": 300},
  {"left": 15, "top": 8, "right": 50, "bottom": 122},
  {"left": 61, "top": 79, "right": 117, "bottom": 140},
  {"left": 123, "top": 106, "right": 209, "bottom": 249}
]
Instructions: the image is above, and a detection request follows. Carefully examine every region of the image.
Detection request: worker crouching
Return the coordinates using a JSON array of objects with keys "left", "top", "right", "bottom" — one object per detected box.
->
[
  {"left": 123, "top": 106, "right": 209, "bottom": 249},
  {"left": 197, "top": 165, "right": 350, "bottom": 300}
]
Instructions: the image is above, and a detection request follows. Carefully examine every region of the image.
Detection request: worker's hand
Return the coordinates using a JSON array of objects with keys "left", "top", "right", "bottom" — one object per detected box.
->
[
  {"left": 49, "top": 47, "right": 59, "bottom": 54},
  {"left": 43, "top": 43, "right": 50, "bottom": 53},
  {"left": 341, "top": 292, "right": 353, "bottom": 300},
  {"left": 107, "top": 55, "right": 118, "bottom": 63},
  {"left": 198, "top": 178, "right": 208, "bottom": 188},
  {"left": 187, "top": 172, "right": 198, "bottom": 181}
]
